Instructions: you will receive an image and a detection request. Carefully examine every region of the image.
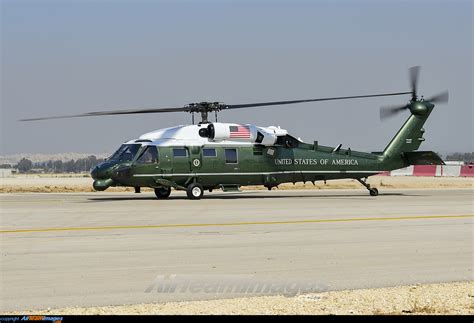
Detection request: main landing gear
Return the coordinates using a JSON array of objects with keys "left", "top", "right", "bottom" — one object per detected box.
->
[
  {"left": 153, "top": 182, "right": 204, "bottom": 200},
  {"left": 186, "top": 183, "right": 204, "bottom": 200},
  {"left": 357, "top": 178, "right": 379, "bottom": 196}
]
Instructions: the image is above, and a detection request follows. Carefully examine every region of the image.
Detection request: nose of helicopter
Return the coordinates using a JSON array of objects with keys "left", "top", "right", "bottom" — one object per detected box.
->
[
  {"left": 90, "top": 162, "right": 133, "bottom": 190},
  {"left": 90, "top": 166, "right": 99, "bottom": 180},
  {"left": 91, "top": 162, "right": 114, "bottom": 191},
  {"left": 90, "top": 162, "right": 117, "bottom": 190},
  {"left": 90, "top": 164, "right": 109, "bottom": 180},
  {"left": 90, "top": 161, "right": 115, "bottom": 180}
]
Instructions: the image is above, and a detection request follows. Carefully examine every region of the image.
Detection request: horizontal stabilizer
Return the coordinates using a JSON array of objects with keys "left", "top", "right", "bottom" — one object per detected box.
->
[{"left": 404, "top": 151, "right": 445, "bottom": 165}]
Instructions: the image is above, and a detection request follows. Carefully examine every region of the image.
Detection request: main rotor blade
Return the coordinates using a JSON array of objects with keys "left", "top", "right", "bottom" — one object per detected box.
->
[
  {"left": 426, "top": 91, "right": 449, "bottom": 104},
  {"left": 19, "top": 106, "right": 189, "bottom": 121},
  {"left": 379, "top": 104, "right": 410, "bottom": 121},
  {"left": 409, "top": 66, "right": 420, "bottom": 100},
  {"left": 225, "top": 92, "right": 412, "bottom": 109}
]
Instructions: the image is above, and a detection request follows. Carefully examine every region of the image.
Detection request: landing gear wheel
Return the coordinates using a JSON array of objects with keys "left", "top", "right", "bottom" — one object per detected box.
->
[
  {"left": 369, "top": 188, "right": 379, "bottom": 196},
  {"left": 187, "top": 183, "right": 204, "bottom": 200},
  {"left": 357, "top": 178, "right": 379, "bottom": 197},
  {"left": 154, "top": 187, "right": 171, "bottom": 199}
]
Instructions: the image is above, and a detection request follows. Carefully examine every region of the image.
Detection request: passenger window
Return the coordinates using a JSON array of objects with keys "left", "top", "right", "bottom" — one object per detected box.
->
[
  {"left": 136, "top": 146, "right": 158, "bottom": 164},
  {"left": 225, "top": 148, "right": 238, "bottom": 164},
  {"left": 203, "top": 148, "right": 216, "bottom": 157},
  {"left": 173, "top": 148, "right": 188, "bottom": 157}
]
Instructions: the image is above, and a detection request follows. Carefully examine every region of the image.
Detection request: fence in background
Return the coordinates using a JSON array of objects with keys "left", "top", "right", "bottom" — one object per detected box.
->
[{"left": 381, "top": 164, "right": 474, "bottom": 177}]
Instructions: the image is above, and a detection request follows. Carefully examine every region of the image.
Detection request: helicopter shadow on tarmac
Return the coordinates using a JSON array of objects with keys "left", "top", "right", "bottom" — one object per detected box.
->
[{"left": 83, "top": 191, "right": 423, "bottom": 202}]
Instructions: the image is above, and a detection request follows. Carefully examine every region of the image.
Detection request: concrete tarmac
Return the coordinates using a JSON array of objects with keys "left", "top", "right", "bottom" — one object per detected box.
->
[{"left": 1, "top": 189, "right": 473, "bottom": 312}]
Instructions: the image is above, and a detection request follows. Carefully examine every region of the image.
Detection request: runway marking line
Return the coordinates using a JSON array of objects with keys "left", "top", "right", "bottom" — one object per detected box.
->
[
  {"left": 1, "top": 214, "right": 472, "bottom": 234},
  {"left": 0, "top": 199, "right": 65, "bottom": 202}
]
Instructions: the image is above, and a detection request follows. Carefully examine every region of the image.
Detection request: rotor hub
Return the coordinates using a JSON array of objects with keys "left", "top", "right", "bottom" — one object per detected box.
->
[
  {"left": 409, "top": 102, "right": 429, "bottom": 116},
  {"left": 185, "top": 102, "right": 226, "bottom": 123}
]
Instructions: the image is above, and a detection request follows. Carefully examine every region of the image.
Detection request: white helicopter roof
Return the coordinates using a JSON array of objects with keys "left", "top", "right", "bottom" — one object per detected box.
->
[{"left": 124, "top": 123, "right": 289, "bottom": 147}]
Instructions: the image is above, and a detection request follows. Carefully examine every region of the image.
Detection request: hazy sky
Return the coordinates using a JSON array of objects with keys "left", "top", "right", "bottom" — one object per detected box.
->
[{"left": 1, "top": 0, "right": 472, "bottom": 156}]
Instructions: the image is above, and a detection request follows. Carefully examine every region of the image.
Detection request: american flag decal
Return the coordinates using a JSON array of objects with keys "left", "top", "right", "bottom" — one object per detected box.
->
[{"left": 229, "top": 125, "right": 251, "bottom": 138}]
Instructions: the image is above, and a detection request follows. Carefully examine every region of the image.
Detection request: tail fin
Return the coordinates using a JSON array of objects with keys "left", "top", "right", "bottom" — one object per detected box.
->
[{"left": 382, "top": 102, "right": 434, "bottom": 159}]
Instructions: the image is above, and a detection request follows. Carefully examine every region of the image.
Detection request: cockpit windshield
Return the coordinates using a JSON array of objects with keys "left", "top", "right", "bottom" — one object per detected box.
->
[{"left": 109, "top": 144, "right": 141, "bottom": 162}]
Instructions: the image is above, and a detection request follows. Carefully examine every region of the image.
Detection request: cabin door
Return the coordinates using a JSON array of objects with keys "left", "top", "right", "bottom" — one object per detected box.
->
[
  {"left": 187, "top": 146, "right": 202, "bottom": 172},
  {"left": 170, "top": 147, "right": 192, "bottom": 174}
]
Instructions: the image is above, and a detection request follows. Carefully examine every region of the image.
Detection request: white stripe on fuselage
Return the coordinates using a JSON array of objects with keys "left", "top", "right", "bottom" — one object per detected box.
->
[{"left": 133, "top": 170, "right": 381, "bottom": 177}]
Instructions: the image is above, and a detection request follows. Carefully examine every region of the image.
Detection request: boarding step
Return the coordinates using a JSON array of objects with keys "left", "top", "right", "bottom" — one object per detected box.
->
[{"left": 220, "top": 185, "right": 241, "bottom": 192}]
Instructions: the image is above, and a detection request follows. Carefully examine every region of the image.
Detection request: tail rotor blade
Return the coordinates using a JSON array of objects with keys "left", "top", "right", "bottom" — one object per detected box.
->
[
  {"left": 380, "top": 105, "right": 409, "bottom": 121},
  {"left": 426, "top": 91, "right": 449, "bottom": 104},
  {"left": 409, "top": 66, "right": 420, "bottom": 100}
]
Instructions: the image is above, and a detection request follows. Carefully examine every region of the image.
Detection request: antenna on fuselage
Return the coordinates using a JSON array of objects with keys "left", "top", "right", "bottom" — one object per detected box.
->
[{"left": 332, "top": 144, "right": 342, "bottom": 153}]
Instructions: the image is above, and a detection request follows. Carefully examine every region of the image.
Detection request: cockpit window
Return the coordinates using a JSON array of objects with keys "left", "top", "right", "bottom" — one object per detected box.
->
[
  {"left": 109, "top": 144, "right": 141, "bottom": 162},
  {"left": 136, "top": 146, "right": 159, "bottom": 164}
]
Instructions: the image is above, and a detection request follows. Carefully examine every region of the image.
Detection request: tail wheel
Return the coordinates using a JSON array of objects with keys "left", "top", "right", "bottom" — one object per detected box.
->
[
  {"left": 369, "top": 188, "right": 379, "bottom": 196},
  {"left": 154, "top": 187, "right": 171, "bottom": 199},
  {"left": 187, "top": 183, "right": 204, "bottom": 200}
]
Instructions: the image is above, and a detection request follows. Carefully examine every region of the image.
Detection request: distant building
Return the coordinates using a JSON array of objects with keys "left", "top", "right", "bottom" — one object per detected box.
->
[{"left": 0, "top": 168, "right": 13, "bottom": 178}]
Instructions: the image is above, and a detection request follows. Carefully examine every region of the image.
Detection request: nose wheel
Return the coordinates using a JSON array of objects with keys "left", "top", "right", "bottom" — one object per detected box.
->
[
  {"left": 154, "top": 186, "right": 171, "bottom": 199},
  {"left": 357, "top": 178, "right": 379, "bottom": 196}
]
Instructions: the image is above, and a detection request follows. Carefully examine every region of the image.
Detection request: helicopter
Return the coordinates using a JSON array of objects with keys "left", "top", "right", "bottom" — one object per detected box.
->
[{"left": 21, "top": 66, "right": 447, "bottom": 200}]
